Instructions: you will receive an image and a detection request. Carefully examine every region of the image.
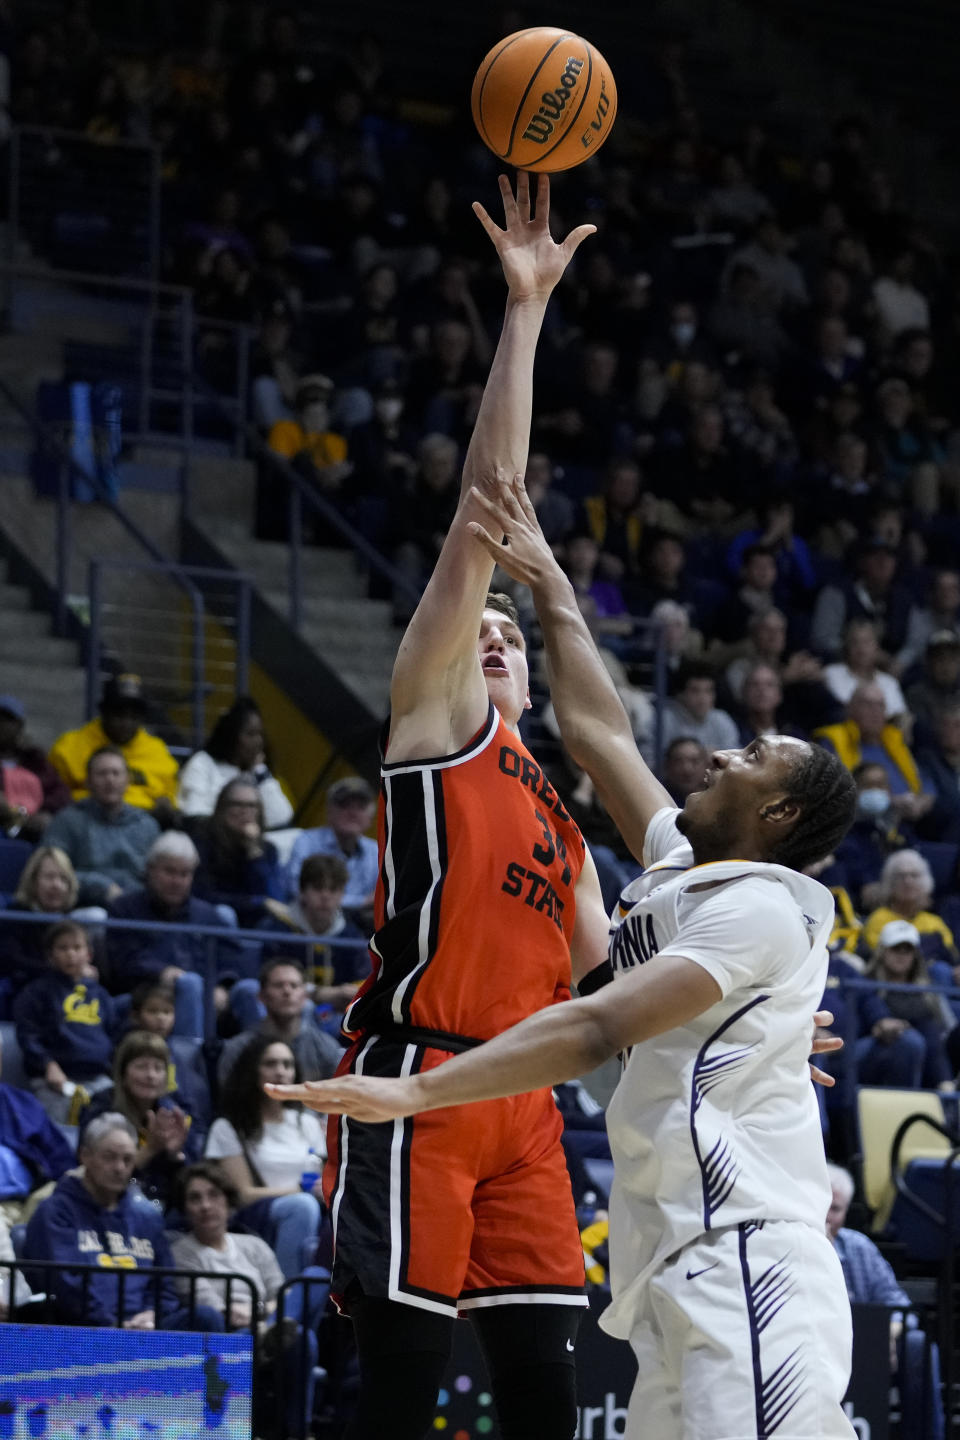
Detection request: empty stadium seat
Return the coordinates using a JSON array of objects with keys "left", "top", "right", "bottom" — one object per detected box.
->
[
  {"left": 857, "top": 1087, "right": 952, "bottom": 1232},
  {"left": 0, "top": 1021, "right": 31, "bottom": 1092}
]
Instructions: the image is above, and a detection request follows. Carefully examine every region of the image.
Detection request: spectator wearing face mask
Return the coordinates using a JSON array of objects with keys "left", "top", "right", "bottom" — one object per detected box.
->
[
  {"left": 833, "top": 762, "right": 915, "bottom": 911},
  {"left": 348, "top": 378, "right": 418, "bottom": 501},
  {"left": 258, "top": 374, "right": 352, "bottom": 541}
]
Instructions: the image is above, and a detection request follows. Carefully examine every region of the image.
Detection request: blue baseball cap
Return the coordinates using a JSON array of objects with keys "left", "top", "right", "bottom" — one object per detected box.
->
[{"left": 0, "top": 695, "right": 25, "bottom": 721}]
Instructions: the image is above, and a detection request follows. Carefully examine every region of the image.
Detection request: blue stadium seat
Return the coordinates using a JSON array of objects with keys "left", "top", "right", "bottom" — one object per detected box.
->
[
  {"left": 0, "top": 1021, "right": 30, "bottom": 1091},
  {"left": 583, "top": 1158, "right": 615, "bottom": 1202},
  {"left": 914, "top": 841, "right": 960, "bottom": 899},
  {"left": 0, "top": 838, "right": 32, "bottom": 895}
]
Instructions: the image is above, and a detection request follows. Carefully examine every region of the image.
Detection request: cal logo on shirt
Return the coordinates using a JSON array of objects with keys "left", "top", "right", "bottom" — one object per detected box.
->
[{"left": 64, "top": 985, "right": 101, "bottom": 1026}]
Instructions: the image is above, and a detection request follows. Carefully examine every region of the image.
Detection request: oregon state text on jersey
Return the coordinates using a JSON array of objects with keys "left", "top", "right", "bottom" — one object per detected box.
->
[{"left": 344, "top": 703, "right": 586, "bottom": 1042}]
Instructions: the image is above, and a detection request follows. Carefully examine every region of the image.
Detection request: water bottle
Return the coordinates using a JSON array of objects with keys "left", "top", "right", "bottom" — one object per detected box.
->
[{"left": 300, "top": 1148, "right": 322, "bottom": 1194}]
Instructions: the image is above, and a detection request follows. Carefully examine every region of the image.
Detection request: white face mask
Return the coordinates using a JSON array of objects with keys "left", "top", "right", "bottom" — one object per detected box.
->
[
  {"left": 376, "top": 397, "right": 404, "bottom": 425},
  {"left": 671, "top": 321, "right": 696, "bottom": 347},
  {"left": 858, "top": 787, "right": 890, "bottom": 818},
  {"left": 301, "top": 402, "right": 330, "bottom": 432}
]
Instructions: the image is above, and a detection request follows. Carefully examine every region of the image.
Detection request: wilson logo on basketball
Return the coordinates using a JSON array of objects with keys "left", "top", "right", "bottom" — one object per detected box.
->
[{"left": 521, "top": 56, "right": 584, "bottom": 143}]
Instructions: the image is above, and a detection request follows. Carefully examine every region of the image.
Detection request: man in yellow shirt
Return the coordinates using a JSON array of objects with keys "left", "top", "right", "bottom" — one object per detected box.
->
[{"left": 48, "top": 674, "right": 178, "bottom": 813}]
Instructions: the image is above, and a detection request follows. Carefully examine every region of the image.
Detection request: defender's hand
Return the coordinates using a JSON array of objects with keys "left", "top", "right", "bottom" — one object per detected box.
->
[
  {"left": 468, "top": 469, "right": 557, "bottom": 589},
  {"left": 266, "top": 1074, "right": 426, "bottom": 1125},
  {"left": 810, "top": 1008, "right": 843, "bottom": 1087},
  {"left": 473, "top": 172, "right": 595, "bottom": 303}
]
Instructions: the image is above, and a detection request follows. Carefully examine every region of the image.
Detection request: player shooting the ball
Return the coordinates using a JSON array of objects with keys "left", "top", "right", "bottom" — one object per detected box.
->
[{"left": 270, "top": 169, "right": 854, "bottom": 1440}]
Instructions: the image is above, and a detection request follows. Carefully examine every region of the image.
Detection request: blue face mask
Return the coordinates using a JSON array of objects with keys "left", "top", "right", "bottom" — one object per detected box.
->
[{"left": 858, "top": 787, "right": 890, "bottom": 818}]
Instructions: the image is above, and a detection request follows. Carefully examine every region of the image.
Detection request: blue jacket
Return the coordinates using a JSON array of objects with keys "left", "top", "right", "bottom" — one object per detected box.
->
[
  {"left": 917, "top": 745, "right": 960, "bottom": 845},
  {"left": 24, "top": 1172, "right": 178, "bottom": 1324},
  {"left": 192, "top": 832, "right": 284, "bottom": 929},
  {"left": 0, "top": 1083, "right": 75, "bottom": 1183},
  {"left": 13, "top": 971, "right": 116, "bottom": 1080},
  {"left": 105, "top": 888, "right": 244, "bottom": 989}
]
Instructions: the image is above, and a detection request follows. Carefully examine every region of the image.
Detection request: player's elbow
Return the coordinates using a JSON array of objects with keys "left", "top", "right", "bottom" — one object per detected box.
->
[{"left": 574, "top": 999, "right": 623, "bottom": 1071}]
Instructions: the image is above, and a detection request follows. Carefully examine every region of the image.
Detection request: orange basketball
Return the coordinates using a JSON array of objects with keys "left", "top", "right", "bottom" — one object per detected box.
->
[{"left": 471, "top": 27, "right": 617, "bottom": 173}]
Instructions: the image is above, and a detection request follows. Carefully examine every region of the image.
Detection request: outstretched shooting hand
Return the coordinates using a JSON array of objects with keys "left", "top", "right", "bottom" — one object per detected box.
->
[{"left": 473, "top": 172, "right": 595, "bottom": 304}]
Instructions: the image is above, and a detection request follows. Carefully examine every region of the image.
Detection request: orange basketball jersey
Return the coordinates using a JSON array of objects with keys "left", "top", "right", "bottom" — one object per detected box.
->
[{"left": 344, "top": 703, "right": 585, "bottom": 1042}]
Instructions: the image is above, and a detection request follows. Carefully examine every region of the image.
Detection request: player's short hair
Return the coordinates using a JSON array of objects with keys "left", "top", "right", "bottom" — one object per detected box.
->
[
  {"left": 766, "top": 743, "right": 857, "bottom": 872},
  {"left": 485, "top": 591, "right": 521, "bottom": 629},
  {"left": 299, "top": 854, "right": 349, "bottom": 892}
]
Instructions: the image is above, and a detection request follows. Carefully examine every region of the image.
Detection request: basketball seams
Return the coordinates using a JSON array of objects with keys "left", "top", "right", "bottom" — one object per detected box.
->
[
  {"left": 472, "top": 30, "right": 528, "bottom": 153},
  {"left": 526, "top": 41, "right": 595, "bottom": 167},
  {"left": 471, "top": 25, "right": 617, "bottom": 172},
  {"left": 504, "top": 33, "right": 578, "bottom": 161}
]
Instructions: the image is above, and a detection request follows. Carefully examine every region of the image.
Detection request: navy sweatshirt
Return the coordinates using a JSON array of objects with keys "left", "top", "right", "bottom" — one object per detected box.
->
[
  {"left": 24, "top": 1172, "right": 178, "bottom": 1324},
  {"left": 13, "top": 971, "right": 116, "bottom": 1079}
]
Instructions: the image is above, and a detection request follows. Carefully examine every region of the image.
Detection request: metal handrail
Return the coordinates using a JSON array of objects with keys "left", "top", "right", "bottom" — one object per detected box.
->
[
  {"left": 0, "top": 907, "right": 369, "bottom": 1042},
  {"left": 87, "top": 559, "right": 254, "bottom": 748}
]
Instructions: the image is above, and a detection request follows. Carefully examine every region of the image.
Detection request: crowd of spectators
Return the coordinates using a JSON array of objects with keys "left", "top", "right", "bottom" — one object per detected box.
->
[
  {"left": 0, "top": 679, "right": 371, "bottom": 1434},
  {"left": 7, "top": 0, "right": 960, "bottom": 1425}
]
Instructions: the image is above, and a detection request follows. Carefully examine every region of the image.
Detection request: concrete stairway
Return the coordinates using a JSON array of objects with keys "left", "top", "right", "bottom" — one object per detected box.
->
[
  {"left": 187, "top": 455, "right": 398, "bottom": 721},
  {"left": 0, "top": 559, "right": 86, "bottom": 750}
]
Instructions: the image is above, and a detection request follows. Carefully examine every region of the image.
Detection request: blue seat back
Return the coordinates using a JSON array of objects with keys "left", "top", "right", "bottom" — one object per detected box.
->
[
  {"left": 0, "top": 839, "right": 31, "bottom": 894},
  {"left": 0, "top": 1022, "right": 30, "bottom": 1091}
]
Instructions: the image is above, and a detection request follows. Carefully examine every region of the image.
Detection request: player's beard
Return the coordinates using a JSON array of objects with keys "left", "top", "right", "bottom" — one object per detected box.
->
[{"left": 676, "top": 802, "right": 729, "bottom": 863}]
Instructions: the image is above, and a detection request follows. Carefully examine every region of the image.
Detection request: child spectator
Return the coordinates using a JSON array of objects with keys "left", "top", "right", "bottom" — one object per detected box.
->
[
  {"left": 127, "top": 981, "right": 211, "bottom": 1126},
  {"left": 79, "top": 1030, "right": 204, "bottom": 1210},
  {"left": 177, "top": 697, "right": 293, "bottom": 831},
  {"left": 13, "top": 922, "right": 115, "bottom": 1123},
  {"left": 0, "top": 846, "right": 106, "bottom": 1002}
]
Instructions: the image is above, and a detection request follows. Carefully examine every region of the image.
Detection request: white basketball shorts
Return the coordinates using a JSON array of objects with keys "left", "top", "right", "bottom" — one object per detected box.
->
[{"left": 623, "top": 1219, "right": 856, "bottom": 1440}]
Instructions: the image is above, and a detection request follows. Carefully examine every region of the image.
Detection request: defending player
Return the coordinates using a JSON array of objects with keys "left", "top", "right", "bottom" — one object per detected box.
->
[
  {"left": 275, "top": 473, "right": 860, "bottom": 1440},
  {"left": 320, "top": 174, "right": 612, "bottom": 1440}
]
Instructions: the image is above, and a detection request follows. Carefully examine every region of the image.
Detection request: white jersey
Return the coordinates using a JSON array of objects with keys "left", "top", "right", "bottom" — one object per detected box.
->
[{"left": 601, "top": 807, "right": 834, "bottom": 1341}]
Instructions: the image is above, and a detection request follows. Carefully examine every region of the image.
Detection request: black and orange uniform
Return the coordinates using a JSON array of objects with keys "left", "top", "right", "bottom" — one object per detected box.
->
[{"left": 324, "top": 702, "right": 589, "bottom": 1316}]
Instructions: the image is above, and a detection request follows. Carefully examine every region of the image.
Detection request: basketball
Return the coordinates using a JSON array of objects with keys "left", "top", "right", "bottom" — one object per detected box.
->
[{"left": 471, "top": 27, "right": 617, "bottom": 173}]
